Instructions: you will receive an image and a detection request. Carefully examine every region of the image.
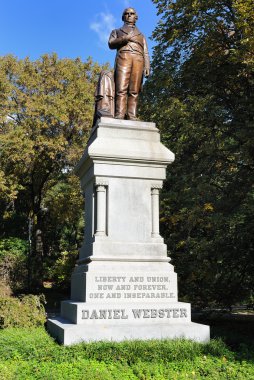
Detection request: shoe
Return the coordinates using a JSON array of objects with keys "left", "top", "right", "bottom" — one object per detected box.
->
[
  {"left": 126, "top": 115, "right": 139, "bottom": 121},
  {"left": 114, "top": 114, "right": 125, "bottom": 119}
]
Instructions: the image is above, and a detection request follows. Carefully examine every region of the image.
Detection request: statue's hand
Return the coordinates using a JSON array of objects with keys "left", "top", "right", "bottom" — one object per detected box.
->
[
  {"left": 144, "top": 68, "right": 150, "bottom": 77},
  {"left": 121, "top": 35, "right": 131, "bottom": 44}
]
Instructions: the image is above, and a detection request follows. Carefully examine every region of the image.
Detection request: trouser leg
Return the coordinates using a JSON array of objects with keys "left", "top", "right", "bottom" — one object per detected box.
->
[
  {"left": 115, "top": 53, "right": 132, "bottom": 118},
  {"left": 127, "top": 55, "right": 144, "bottom": 120}
]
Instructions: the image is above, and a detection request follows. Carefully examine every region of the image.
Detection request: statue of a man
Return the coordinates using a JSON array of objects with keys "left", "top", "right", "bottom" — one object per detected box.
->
[{"left": 108, "top": 7, "right": 150, "bottom": 120}]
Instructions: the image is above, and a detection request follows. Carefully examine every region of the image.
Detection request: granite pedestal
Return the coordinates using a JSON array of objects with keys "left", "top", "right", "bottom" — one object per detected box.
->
[{"left": 47, "top": 117, "right": 210, "bottom": 345}]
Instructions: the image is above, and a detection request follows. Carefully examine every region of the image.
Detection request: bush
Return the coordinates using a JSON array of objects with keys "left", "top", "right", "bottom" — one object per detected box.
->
[
  {"left": 0, "top": 328, "right": 234, "bottom": 364},
  {"left": 50, "top": 250, "right": 77, "bottom": 290},
  {"left": 0, "top": 328, "right": 254, "bottom": 379},
  {"left": 0, "top": 294, "right": 46, "bottom": 328},
  {"left": 0, "top": 237, "right": 28, "bottom": 292},
  {"left": 0, "top": 279, "right": 12, "bottom": 297}
]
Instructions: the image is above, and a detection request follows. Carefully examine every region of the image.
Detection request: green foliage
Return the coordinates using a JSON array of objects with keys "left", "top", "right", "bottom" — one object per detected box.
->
[
  {"left": 140, "top": 0, "right": 254, "bottom": 307},
  {"left": 0, "top": 54, "right": 105, "bottom": 289},
  {"left": 0, "top": 238, "right": 28, "bottom": 293},
  {"left": 0, "top": 295, "right": 46, "bottom": 329},
  {"left": 49, "top": 250, "right": 78, "bottom": 289},
  {"left": 0, "top": 238, "right": 27, "bottom": 265},
  {"left": 0, "top": 328, "right": 232, "bottom": 363},
  {"left": 0, "top": 327, "right": 254, "bottom": 379}
]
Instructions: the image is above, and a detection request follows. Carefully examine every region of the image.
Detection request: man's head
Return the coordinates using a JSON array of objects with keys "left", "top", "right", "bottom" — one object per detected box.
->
[{"left": 122, "top": 7, "right": 138, "bottom": 25}]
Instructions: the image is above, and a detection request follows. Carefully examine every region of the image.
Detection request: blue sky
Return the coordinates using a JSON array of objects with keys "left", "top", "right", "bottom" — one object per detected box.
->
[{"left": 0, "top": 0, "right": 159, "bottom": 67}]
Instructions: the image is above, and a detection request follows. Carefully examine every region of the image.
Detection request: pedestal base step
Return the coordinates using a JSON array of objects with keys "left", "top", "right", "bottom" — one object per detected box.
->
[{"left": 47, "top": 317, "right": 210, "bottom": 345}]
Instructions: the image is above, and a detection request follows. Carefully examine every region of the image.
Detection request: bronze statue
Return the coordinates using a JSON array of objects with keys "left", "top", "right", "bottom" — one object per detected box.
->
[{"left": 108, "top": 7, "right": 150, "bottom": 120}]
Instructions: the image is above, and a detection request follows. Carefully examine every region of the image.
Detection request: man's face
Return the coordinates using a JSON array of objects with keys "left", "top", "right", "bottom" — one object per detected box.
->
[{"left": 123, "top": 8, "right": 137, "bottom": 25}]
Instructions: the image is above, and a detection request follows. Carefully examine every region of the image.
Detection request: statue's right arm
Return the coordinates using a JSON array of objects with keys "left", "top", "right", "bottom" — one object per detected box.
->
[{"left": 108, "top": 30, "right": 128, "bottom": 49}]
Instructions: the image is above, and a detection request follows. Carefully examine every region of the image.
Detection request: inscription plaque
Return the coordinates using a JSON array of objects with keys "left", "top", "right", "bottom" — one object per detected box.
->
[
  {"left": 81, "top": 308, "right": 188, "bottom": 320},
  {"left": 86, "top": 273, "right": 177, "bottom": 302}
]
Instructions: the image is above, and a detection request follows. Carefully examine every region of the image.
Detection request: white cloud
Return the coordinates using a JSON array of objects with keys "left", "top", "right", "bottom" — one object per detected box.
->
[
  {"left": 90, "top": 12, "right": 116, "bottom": 48},
  {"left": 122, "top": 0, "right": 131, "bottom": 7}
]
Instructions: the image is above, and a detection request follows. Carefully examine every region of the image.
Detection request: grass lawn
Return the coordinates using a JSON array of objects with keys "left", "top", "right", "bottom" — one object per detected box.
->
[{"left": 0, "top": 318, "right": 254, "bottom": 380}]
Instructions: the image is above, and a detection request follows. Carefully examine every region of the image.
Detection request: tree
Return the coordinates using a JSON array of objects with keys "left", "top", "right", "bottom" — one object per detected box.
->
[
  {"left": 140, "top": 0, "right": 254, "bottom": 307},
  {"left": 0, "top": 54, "right": 104, "bottom": 289}
]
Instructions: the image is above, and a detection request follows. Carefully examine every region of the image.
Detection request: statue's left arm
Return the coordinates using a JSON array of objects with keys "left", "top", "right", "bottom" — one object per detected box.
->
[
  {"left": 108, "top": 29, "right": 130, "bottom": 49},
  {"left": 143, "top": 36, "right": 150, "bottom": 77}
]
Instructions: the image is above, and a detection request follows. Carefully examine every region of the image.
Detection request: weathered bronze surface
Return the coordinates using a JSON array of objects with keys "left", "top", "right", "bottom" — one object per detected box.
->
[
  {"left": 108, "top": 7, "right": 150, "bottom": 120},
  {"left": 93, "top": 70, "right": 115, "bottom": 124}
]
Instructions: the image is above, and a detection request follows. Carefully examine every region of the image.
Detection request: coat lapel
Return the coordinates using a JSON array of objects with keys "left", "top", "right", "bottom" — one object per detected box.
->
[
  {"left": 120, "top": 25, "right": 141, "bottom": 37},
  {"left": 131, "top": 27, "right": 141, "bottom": 38}
]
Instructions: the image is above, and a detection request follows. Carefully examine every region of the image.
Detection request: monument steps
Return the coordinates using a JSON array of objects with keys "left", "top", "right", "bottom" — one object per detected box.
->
[{"left": 48, "top": 317, "right": 209, "bottom": 346}]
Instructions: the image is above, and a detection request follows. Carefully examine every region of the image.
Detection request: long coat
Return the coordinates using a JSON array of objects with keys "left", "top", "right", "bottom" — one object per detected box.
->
[{"left": 108, "top": 25, "right": 150, "bottom": 72}]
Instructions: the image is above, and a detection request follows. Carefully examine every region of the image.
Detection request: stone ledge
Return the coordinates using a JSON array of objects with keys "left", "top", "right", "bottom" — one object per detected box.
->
[
  {"left": 75, "top": 118, "right": 175, "bottom": 179},
  {"left": 47, "top": 318, "right": 210, "bottom": 345},
  {"left": 78, "top": 241, "right": 168, "bottom": 260},
  {"left": 92, "top": 117, "right": 157, "bottom": 131}
]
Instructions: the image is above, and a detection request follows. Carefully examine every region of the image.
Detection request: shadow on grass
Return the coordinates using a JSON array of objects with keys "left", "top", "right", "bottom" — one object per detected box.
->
[{"left": 193, "top": 313, "right": 254, "bottom": 362}]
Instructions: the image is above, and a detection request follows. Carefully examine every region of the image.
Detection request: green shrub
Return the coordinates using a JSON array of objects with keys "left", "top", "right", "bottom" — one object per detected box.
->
[
  {"left": 50, "top": 250, "right": 77, "bottom": 289},
  {"left": 0, "top": 238, "right": 28, "bottom": 261},
  {"left": 0, "top": 294, "right": 46, "bottom": 329},
  {"left": 0, "top": 328, "right": 254, "bottom": 379},
  {"left": 0, "top": 279, "right": 12, "bottom": 297},
  {"left": 0, "top": 237, "right": 28, "bottom": 292},
  {"left": 0, "top": 328, "right": 233, "bottom": 364}
]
